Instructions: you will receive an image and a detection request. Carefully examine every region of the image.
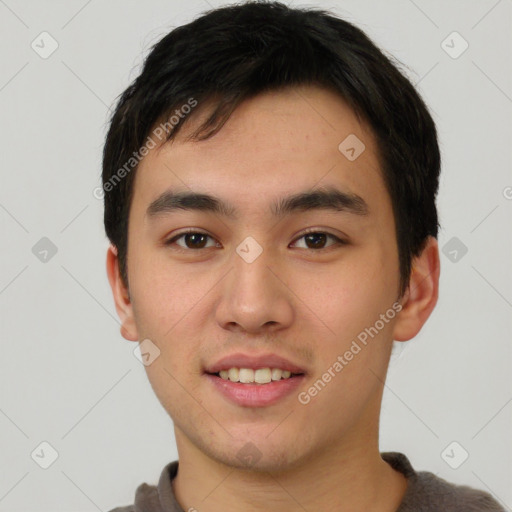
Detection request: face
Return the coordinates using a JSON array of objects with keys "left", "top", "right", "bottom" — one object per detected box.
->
[{"left": 110, "top": 85, "right": 413, "bottom": 471}]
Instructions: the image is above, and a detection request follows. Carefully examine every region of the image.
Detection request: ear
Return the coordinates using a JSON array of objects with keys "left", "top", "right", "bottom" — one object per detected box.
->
[
  {"left": 106, "top": 244, "right": 139, "bottom": 342},
  {"left": 392, "top": 236, "right": 440, "bottom": 342}
]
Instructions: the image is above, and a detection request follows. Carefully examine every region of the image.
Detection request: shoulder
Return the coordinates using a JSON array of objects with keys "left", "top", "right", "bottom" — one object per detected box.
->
[
  {"left": 411, "top": 470, "right": 506, "bottom": 511},
  {"left": 382, "top": 452, "right": 506, "bottom": 512},
  {"left": 105, "top": 461, "right": 180, "bottom": 512},
  {"left": 105, "top": 483, "right": 158, "bottom": 512}
]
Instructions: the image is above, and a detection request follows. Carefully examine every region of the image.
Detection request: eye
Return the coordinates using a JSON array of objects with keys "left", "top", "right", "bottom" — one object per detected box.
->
[
  {"left": 165, "top": 229, "right": 219, "bottom": 250},
  {"left": 164, "top": 228, "right": 347, "bottom": 252},
  {"left": 290, "top": 230, "right": 347, "bottom": 250}
]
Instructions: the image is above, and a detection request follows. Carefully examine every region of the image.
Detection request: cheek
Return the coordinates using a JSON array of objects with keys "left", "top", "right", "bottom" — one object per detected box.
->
[
  {"left": 129, "top": 250, "right": 193, "bottom": 329},
  {"left": 294, "top": 252, "right": 398, "bottom": 402},
  {"left": 128, "top": 255, "right": 223, "bottom": 372},
  {"left": 295, "top": 252, "right": 391, "bottom": 334}
]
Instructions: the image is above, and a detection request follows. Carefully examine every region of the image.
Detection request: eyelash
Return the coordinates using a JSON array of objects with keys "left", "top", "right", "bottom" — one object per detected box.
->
[{"left": 164, "top": 228, "right": 347, "bottom": 253}]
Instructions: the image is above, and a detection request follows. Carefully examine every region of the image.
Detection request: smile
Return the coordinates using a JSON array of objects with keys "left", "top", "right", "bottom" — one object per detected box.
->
[{"left": 205, "top": 371, "right": 306, "bottom": 407}]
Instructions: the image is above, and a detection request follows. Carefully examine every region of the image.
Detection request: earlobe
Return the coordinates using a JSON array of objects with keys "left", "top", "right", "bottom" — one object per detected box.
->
[
  {"left": 106, "top": 245, "right": 139, "bottom": 342},
  {"left": 392, "top": 236, "right": 440, "bottom": 342}
]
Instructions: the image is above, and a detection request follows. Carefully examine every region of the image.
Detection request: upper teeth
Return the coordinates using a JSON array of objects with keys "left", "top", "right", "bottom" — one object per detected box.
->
[{"left": 218, "top": 368, "right": 293, "bottom": 384}]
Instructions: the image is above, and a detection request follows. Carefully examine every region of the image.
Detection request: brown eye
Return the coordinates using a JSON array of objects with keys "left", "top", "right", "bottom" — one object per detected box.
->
[
  {"left": 304, "top": 232, "right": 328, "bottom": 249},
  {"left": 165, "top": 230, "right": 218, "bottom": 250},
  {"left": 180, "top": 233, "right": 209, "bottom": 249},
  {"left": 291, "top": 231, "right": 346, "bottom": 250},
  {"left": 164, "top": 229, "right": 346, "bottom": 252}
]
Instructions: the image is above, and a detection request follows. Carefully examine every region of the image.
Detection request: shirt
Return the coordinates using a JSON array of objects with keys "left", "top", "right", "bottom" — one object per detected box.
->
[{"left": 108, "top": 451, "right": 506, "bottom": 511}]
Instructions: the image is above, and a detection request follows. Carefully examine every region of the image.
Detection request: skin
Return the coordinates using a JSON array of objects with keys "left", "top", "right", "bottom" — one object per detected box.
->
[{"left": 107, "top": 84, "right": 440, "bottom": 512}]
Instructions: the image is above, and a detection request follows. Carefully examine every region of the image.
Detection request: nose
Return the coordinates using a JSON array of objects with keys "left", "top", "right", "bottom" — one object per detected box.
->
[{"left": 215, "top": 244, "right": 294, "bottom": 334}]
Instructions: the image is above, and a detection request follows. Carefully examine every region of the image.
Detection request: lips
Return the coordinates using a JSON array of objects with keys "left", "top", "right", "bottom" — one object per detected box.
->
[{"left": 204, "top": 352, "right": 307, "bottom": 375}]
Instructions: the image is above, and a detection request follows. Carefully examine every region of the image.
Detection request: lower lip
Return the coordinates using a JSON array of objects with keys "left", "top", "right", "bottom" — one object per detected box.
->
[{"left": 205, "top": 373, "right": 306, "bottom": 408}]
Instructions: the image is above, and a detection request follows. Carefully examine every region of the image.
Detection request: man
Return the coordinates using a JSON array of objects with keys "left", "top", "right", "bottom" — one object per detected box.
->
[{"left": 102, "top": 1, "right": 505, "bottom": 510}]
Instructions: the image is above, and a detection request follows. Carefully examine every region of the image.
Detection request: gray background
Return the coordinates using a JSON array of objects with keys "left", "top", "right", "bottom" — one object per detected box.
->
[{"left": 1, "top": 0, "right": 511, "bottom": 510}]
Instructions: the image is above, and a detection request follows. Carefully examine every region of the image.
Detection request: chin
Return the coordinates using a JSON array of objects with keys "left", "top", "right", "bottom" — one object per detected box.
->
[{"left": 213, "top": 437, "right": 310, "bottom": 475}]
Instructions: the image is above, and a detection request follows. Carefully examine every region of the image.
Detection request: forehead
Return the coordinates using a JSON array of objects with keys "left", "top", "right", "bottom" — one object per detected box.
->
[{"left": 131, "top": 85, "right": 389, "bottom": 220}]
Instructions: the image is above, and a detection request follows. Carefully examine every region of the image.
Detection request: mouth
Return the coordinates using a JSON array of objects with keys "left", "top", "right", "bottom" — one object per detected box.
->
[
  {"left": 204, "top": 366, "right": 306, "bottom": 408},
  {"left": 205, "top": 367, "right": 305, "bottom": 384},
  {"left": 203, "top": 352, "right": 308, "bottom": 407}
]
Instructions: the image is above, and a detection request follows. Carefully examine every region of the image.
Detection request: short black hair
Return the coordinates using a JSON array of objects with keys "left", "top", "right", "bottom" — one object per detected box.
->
[{"left": 102, "top": 0, "right": 441, "bottom": 298}]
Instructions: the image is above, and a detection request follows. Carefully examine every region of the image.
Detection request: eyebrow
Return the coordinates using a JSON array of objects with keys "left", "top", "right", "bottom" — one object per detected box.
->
[{"left": 146, "top": 186, "right": 369, "bottom": 220}]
